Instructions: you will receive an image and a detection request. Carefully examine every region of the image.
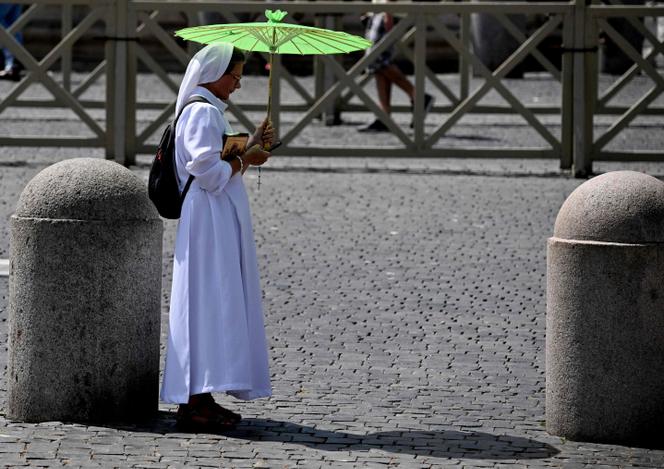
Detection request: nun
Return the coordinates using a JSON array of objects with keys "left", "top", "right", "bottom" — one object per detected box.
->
[{"left": 160, "top": 43, "right": 275, "bottom": 431}]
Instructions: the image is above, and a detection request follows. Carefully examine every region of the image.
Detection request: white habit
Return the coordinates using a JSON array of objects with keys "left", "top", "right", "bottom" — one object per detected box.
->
[{"left": 160, "top": 46, "right": 271, "bottom": 404}]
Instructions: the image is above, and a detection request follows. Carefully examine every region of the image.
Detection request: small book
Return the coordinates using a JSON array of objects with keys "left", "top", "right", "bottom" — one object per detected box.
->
[{"left": 221, "top": 132, "right": 249, "bottom": 160}]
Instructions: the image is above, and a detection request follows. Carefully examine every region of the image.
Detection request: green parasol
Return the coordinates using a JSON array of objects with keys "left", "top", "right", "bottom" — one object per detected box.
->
[{"left": 175, "top": 9, "right": 372, "bottom": 122}]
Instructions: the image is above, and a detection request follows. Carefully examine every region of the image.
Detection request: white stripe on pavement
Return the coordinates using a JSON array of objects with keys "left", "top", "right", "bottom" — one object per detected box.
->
[{"left": 0, "top": 259, "right": 8, "bottom": 277}]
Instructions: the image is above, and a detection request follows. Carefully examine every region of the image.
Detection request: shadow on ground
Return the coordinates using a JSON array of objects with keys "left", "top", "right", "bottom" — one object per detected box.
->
[{"left": 109, "top": 412, "right": 559, "bottom": 460}]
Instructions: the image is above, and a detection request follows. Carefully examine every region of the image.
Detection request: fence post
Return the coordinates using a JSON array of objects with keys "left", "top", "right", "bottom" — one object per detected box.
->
[
  {"left": 112, "top": 0, "right": 127, "bottom": 165},
  {"left": 459, "top": 12, "right": 471, "bottom": 101},
  {"left": 414, "top": 13, "right": 426, "bottom": 151},
  {"left": 561, "top": 10, "right": 574, "bottom": 169},
  {"left": 105, "top": 3, "right": 115, "bottom": 161},
  {"left": 61, "top": 4, "right": 72, "bottom": 92},
  {"left": 106, "top": 0, "right": 136, "bottom": 166},
  {"left": 125, "top": 4, "right": 137, "bottom": 165},
  {"left": 572, "top": 0, "right": 597, "bottom": 177},
  {"left": 314, "top": 14, "right": 342, "bottom": 125}
]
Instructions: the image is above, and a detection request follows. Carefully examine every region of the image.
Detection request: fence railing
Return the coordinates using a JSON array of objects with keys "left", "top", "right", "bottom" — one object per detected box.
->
[
  {"left": 0, "top": 0, "right": 663, "bottom": 176},
  {"left": 584, "top": 3, "right": 664, "bottom": 173}
]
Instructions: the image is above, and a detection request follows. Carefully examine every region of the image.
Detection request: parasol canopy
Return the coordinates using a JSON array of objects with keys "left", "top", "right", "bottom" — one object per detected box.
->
[
  {"left": 175, "top": 10, "right": 371, "bottom": 121},
  {"left": 175, "top": 9, "right": 372, "bottom": 55}
]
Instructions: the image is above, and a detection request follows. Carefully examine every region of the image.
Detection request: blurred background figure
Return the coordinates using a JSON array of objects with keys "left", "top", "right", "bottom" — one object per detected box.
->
[
  {"left": 359, "top": 0, "right": 434, "bottom": 133},
  {"left": 0, "top": 4, "right": 22, "bottom": 81}
]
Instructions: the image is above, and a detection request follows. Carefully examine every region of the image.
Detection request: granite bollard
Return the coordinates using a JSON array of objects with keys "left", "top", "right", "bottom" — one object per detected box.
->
[
  {"left": 7, "top": 158, "right": 163, "bottom": 423},
  {"left": 546, "top": 170, "right": 664, "bottom": 447}
]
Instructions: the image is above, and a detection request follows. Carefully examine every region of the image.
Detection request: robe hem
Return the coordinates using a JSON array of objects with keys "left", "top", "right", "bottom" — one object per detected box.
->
[
  {"left": 228, "top": 388, "right": 272, "bottom": 401},
  {"left": 161, "top": 384, "right": 271, "bottom": 404}
]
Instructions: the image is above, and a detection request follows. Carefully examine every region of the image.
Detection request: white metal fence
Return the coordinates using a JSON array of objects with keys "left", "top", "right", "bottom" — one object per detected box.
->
[{"left": 0, "top": 0, "right": 663, "bottom": 176}]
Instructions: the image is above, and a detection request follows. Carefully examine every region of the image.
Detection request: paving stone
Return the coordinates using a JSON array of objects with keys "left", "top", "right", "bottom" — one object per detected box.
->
[
  {"left": 0, "top": 458, "right": 29, "bottom": 467},
  {"left": 188, "top": 457, "right": 228, "bottom": 467}
]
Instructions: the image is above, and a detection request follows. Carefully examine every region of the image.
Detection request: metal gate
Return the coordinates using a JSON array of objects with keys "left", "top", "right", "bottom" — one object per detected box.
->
[{"left": 0, "top": 0, "right": 663, "bottom": 176}]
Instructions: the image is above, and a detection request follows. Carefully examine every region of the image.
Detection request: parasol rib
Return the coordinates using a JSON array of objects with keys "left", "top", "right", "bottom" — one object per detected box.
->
[
  {"left": 250, "top": 27, "right": 273, "bottom": 49},
  {"left": 289, "top": 40, "right": 304, "bottom": 55},
  {"left": 295, "top": 36, "right": 327, "bottom": 54},
  {"left": 273, "top": 29, "right": 304, "bottom": 50},
  {"left": 299, "top": 35, "right": 347, "bottom": 54},
  {"left": 181, "top": 29, "right": 248, "bottom": 42},
  {"left": 248, "top": 37, "right": 261, "bottom": 51},
  {"left": 308, "top": 33, "right": 369, "bottom": 50},
  {"left": 215, "top": 31, "right": 256, "bottom": 45}
]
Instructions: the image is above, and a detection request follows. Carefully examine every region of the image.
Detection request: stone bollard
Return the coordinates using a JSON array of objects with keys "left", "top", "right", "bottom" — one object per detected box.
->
[
  {"left": 546, "top": 170, "right": 664, "bottom": 447},
  {"left": 7, "top": 158, "right": 163, "bottom": 423}
]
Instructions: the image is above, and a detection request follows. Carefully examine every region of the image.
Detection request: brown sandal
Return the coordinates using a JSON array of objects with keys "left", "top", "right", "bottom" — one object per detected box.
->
[
  {"left": 198, "top": 394, "right": 242, "bottom": 424},
  {"left": 175, "top": 404, "right": 237, "bottom": 432}
]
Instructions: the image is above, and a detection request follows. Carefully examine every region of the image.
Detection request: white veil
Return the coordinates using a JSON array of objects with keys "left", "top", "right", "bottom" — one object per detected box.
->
[{"left": 175, "top": 42, "right": 234, "bottom": 117}]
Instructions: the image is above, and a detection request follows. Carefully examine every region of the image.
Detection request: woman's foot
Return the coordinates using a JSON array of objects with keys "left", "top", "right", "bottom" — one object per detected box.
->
[
  {"left": 207, "top": 400, "right": 242, "bottom": 424},
  {"left": 0, "top": 66, "right": 20, "bottom": 82},
  {"left": 358, "top": 119, "right": 389, "bottom": 133},
  {"left": 176, "top": 393, "right": 241, "bottom": 432},
  {"left": 175, "top": 403, "right": 237, "bottom": 432},
  {"left": 196, "top": 393, "right": 242, "bottom": 424}
]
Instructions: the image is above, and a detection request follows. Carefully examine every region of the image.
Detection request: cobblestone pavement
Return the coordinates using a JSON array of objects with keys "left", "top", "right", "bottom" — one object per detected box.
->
[
  {"left": 1, "top": 153, "right": 664, "bottom": 468},
  {"left": 1, "top": 74, "right": 664, "bottom": 467}
]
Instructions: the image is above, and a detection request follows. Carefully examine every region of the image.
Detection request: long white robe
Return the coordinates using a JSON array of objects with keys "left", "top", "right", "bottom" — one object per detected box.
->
[{"left": 160, "top": 86, "right": 271, "bottom": 404}]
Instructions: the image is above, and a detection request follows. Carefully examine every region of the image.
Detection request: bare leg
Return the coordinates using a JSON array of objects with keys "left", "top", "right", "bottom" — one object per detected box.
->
[
  {"left": 375, "top": 71, "right": 393, "bottom": 114},
  {"left": 381, "top": 64, "right": 415, "bottom": 101}
]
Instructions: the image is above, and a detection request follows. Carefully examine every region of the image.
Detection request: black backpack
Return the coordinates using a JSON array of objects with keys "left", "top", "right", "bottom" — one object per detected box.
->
[{"left": 148, "top": 96, "right": 209, "bottom": 219}]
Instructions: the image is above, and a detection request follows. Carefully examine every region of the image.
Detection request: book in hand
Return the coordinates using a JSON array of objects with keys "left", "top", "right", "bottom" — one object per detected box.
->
[{"left": 221, "top": 132, "right": 249, "bottom": 160}]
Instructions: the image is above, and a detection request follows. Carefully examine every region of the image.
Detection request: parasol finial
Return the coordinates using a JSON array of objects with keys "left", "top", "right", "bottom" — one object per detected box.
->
[{"left": 265, "top": 9, "right": 288, "bottom": 23}]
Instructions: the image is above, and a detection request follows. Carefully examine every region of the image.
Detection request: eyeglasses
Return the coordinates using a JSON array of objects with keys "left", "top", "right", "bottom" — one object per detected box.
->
[{"left": 228, "top": 72, "right": 242, "bottom": 84}]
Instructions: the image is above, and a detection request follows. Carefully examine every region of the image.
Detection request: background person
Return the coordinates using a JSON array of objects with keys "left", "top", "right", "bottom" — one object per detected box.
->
[
  {"left": 0, "top": 4, "right": 23, "bottom": 81},
  {"left": 359, "top": 0, "right": 434, "bottom": 132}
]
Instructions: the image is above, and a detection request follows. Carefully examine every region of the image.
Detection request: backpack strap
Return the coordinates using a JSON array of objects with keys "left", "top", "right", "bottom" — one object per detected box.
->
[
  {"left": 176, "top": 96, "right": 211, "bottom": 201},
  {"left": 175, "top": 96, "right": 210, "bottom": 125}
]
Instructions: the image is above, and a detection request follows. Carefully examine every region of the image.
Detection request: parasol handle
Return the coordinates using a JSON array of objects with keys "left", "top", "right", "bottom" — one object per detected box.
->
[
  {"left": 259, "top": 51, "right": 276, "bottom": 190},
  {"left": 265, "top": 52, "right": 273, "bottom": 142},
  {"left": 265, "top": 33, "right": 276, "bottom": 149}
]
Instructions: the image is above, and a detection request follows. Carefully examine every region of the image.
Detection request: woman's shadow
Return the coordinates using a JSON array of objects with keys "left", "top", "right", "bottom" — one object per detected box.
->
[{"left": 117, "top": 412, "right": 560, "bottom": 460}]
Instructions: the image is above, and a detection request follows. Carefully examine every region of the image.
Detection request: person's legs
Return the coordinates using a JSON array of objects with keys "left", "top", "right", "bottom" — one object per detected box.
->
[
  {"left": 381, "top": 64, "right": 415, "bottom": 101},
  {"left": 375, "top": 70, "right": 392, "bottom": 114},
  {"left": 0, "top": 5, "right": 22, "bottom": 80},
  {"left": 358, "top": 68, "right": 391, "bottom": 132},
  {"left": 376, "top": 64, "right": 437, "bottom": 128},
  {"left": 2, "top": 48, "right": 12, "bottom": 71}
]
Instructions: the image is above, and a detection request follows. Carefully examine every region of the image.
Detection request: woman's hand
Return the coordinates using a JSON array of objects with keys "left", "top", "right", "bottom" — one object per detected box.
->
[
  {"left": 250, "top": 118, "right": 277, "bottom": 150},
  {"left": 261, "top": 120, "right": 277, "bottom": 149},
  {"left": 242, "top": 144, "right": 270, "bottom": 167}
]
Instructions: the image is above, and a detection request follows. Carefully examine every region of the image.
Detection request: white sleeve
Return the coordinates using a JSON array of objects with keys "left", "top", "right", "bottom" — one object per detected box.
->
[{"left": 181, "top": 104, "right": 232, "bottom": 195}]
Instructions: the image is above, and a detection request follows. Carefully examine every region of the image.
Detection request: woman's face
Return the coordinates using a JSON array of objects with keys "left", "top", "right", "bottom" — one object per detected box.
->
[{"left": 206, "top": 62, "right": 244, "bottom": 101}]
